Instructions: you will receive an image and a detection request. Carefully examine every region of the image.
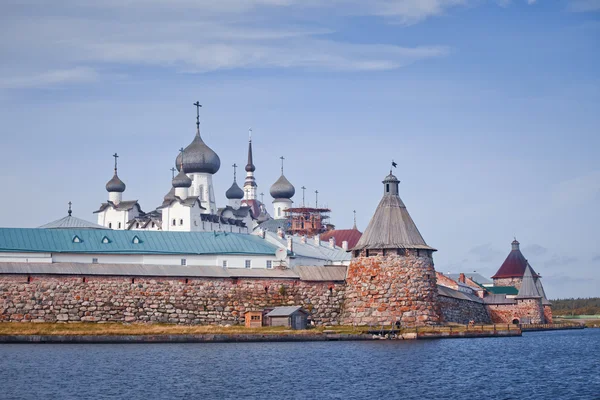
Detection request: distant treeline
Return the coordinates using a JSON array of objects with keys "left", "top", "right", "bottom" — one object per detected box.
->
[{"left": 550, "top": 298, "right": 600, "bottom": 316}]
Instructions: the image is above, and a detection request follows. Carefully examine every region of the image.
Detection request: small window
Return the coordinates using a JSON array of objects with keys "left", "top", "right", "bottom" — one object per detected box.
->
[
  {"left": 179, "top": 219, "right": 184, "bottom": 225},
  {"left": 266, "top": 260, "right": 272, "bottom": 269},
  {"left": 118, "top": 222, "right": 122, "bottom": 229},
  {"left": 222, "top": 260, "right": 228, "bottom": 268},
  {"left": 108, "top": 222, "right": 112, "bottom": 228},
  {"left": 92, "top": 258, "right": 98, "bottom": 264},
  {"left": 151, "top": 222, "right": 155, "bottom": 228},
  {"left": 101, "top": 236, "right": 110, "bottom": 244},
  {"left": 132, "top": 236, "right": 141, "bottom": 244},
  {"left": 72, "top": 235, "right": 82, "bottom": 243},
  {"left": 181, "top": 258, "right": 187, "bottom": 266},
  {"left": 245, "top": 260, "right": 251, "bottom": 269},
  {"left": 172, "top": 219, "right": 176, "bottom": 226},
  {"left": 386, "top": 183, "right": 390, "bottom": 192}
]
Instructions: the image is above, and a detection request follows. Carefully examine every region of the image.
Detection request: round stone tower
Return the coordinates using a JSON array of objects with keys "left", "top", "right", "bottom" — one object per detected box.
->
[{"left": 342, "top": 170, "right": 441, "bottom": 326}]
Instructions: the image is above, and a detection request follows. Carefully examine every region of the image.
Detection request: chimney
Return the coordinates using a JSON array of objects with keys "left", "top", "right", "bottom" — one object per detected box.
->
[
  {"left": 300, "top": 235, "right": 307, "bottom": 244},
  {"left": 277, "top": 227, "right": 285, "bottom": 239},
  {"left": 287, "top": 236, "right": 294, "bottom": 252},
  {"left": 329, "top": 236, "right": 336, "bottom": 249},
  {"left": 314, "top": 234, "right": 320, "bottom": 246},
  {"left": 459, "top": 273, "right": 466, "bottom": 284},
  {"left": 257, "top": 228, "right": 265, "bottom": 239},
  {"left": 342, "top": 240, "right": 348, "bottom": 251}
]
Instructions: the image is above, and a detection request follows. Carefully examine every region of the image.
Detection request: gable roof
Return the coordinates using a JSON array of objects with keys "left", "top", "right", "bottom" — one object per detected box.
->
[
  {"left": 266, "top": 306, "right": 306, "bottom": 317},
  {"left": 319, "top": 228, "right": 362, "bottom": 250},
  {"left": 352, "top": 192, "right": 435, "bottom": 251},
  {"left": 38, "top": 215, "right": 107, "bottom": 230},
  {"left": 0, "top": 228, "right": 278, "bottom": 256}
]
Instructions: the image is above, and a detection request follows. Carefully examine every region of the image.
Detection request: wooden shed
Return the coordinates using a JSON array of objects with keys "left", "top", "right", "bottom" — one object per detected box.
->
[
  {"left": 265, "top": 306, "right": 309, "bottom": 330},
  {"left": 244, "top": 311, "right": 263, "bottom": 328}
]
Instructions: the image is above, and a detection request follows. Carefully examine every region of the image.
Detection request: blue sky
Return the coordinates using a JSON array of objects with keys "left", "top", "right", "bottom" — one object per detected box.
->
[{"left": 0, "top": 0, "right": 598, "bottom": 298}]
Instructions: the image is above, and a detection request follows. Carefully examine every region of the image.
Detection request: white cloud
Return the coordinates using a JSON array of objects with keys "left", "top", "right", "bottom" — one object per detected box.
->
[
  {"left": 0, "top": 2, "right": 454, "bottom": 89},
  {"left": 0, "top": 67, "right": 99, "bottom": 89}
]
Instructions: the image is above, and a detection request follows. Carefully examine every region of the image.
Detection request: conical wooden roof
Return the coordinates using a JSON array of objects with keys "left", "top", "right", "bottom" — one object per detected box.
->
[
  {"left": 352, "top": 174, "right": 435, "bottom": 251},
  {"left": 516, "top": 264, "right": 541, "bottom": 299}
]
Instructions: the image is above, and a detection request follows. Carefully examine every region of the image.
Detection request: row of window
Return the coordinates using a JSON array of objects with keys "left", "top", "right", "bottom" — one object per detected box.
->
[
  {"left": 108, "top": 222, "right": 122, "bottom": 229},
  {"left": 91, "top": 258, "right": 273, "bottom": 268}
]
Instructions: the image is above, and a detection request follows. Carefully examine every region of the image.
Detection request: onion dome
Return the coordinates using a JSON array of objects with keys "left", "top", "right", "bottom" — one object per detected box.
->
[
  {"left": 226, "top": 181, "right": 244, "bottom": 199},
  {"left": 172, "top": 169, "right": 192, "bottom": 188},
  {"left": 175, "top": 130, "right": 220, "bottom": 174},
  {"left": 270, "top": 174, "right": 295, "bottom": 199},
  {"left": 106, "top": 173, "right": 126, "bottom": 193}
]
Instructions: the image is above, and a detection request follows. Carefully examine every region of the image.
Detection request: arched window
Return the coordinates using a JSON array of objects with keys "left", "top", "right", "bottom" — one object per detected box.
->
[
  {"left": 118, "top": 222, "right": 122, "bottom": 229},
  {"left": 172, "top": 219, "right": 176, "bottom": 226},
  {"left": 108, "top": 222, "right": 112, "bottom": 228},
  {"left": 179, "top": 219, "right": 184, "bottom": 225},
  {"left": 277, "top": 207, "right": 281, "bottom": 217},
  {"left": 135, "top": 222, "right": 140, "bottom": 228}
]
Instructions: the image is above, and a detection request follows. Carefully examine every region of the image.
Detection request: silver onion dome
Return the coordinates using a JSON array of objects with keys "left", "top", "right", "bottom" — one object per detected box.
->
[
  {"left": 172, "top": 169, "right": 192, "bottom": 188},
  {"left": 106, "top": 173, "right": 126, "bottom": 193},
  {"left": 175, "top": 131, "right": 220, "bottom": 174},
  {"left": 270, "top": 174, "right": 295, "bottom": 199},
  {"left": 225, "top": 181, "right": 244, "bottom": 199}
]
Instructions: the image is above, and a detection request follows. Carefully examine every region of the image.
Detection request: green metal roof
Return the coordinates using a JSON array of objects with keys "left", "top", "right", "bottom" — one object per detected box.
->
[
  {"left": 0, "top": 228, "right": 278, "bottom": 256},
  {"left": 486, "top": 286, "right": 519, "bottom": 295}
]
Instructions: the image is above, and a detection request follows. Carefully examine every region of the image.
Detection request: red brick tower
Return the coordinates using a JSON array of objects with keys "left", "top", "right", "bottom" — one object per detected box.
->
[{"left": 342, "top": 170, "right": 441, "bottom": 326}]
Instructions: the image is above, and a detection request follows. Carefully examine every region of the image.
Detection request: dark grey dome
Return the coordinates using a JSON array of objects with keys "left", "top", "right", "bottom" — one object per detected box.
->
[
  {"left": 172, "top": 170, "right": 192, "bottom": 188},
  {"left": 106, "top": 173, "right": 126, "bottom": 193},
  {"left": 176, "top": 131, "right": 220, "bottom": 174},
  {"left": 270, "top": 174, "right": 295, "bottom": 199},
  {"left": 225, "top": 181, "right": 244, "bottom": 199},
  {"left": 383, "top": 173, "right": 399, "bottom": 183}
]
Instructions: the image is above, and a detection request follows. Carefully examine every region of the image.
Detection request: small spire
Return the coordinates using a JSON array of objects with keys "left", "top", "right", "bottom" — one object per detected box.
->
[
  {"left": 112, "top": 153, "right": 119, "bottom": 173},
  {"left": 353, "top": 210, "right": 357, "bottom": 230},
  {"left": 193, "top": 101, "right": 202, "bottom": 135},
  {"left": 301, "top": 186, "right": 306, "bottom": 206},
  {"left": 233, "top": 163, "right": 238, "bottom": 181},
  {"left": 249, "top": 128, "right": 252, "bottom": 142},
  {"left": 68, "top": 201, "right": 72, "bottom": 217},
  {"left": 280, "top": 156, "right": 285, "bottom": 174},
  {"left": 315, "top": 190, "right": 319, "bottom": 208}
]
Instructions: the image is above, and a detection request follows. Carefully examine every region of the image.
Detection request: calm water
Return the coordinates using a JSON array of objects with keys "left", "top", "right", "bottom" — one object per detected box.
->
[{"left": 1, "top": 329, "right": 599, "bottom": 400}]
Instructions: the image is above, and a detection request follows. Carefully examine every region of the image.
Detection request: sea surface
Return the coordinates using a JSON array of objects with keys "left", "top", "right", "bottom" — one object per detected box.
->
[{"left": 1, "top": 329, "right": 599, "bottom": 400}]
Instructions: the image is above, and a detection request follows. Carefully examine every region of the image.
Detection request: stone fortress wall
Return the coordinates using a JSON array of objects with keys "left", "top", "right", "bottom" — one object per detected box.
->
[
  {"left": 0, "top": 275, "right": 345, "bottom": 325},
  {"left": 0, "top": 268, "right": 495, "bottom": 326}
]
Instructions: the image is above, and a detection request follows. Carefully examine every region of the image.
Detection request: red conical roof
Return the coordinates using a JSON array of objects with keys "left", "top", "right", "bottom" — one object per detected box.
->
[{"left": 492, "top": 240, "right": 537, "bottom": 279}]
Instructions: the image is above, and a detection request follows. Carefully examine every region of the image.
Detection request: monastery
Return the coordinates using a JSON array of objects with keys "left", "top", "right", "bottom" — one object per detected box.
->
[{"left": 0, "top": 104, "right": 552, "bottom": 326}]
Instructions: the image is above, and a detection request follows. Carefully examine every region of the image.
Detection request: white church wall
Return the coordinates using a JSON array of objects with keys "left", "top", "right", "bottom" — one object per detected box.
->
[{"left": 190, "top": 173, "right": 217, "bottom": 214}]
